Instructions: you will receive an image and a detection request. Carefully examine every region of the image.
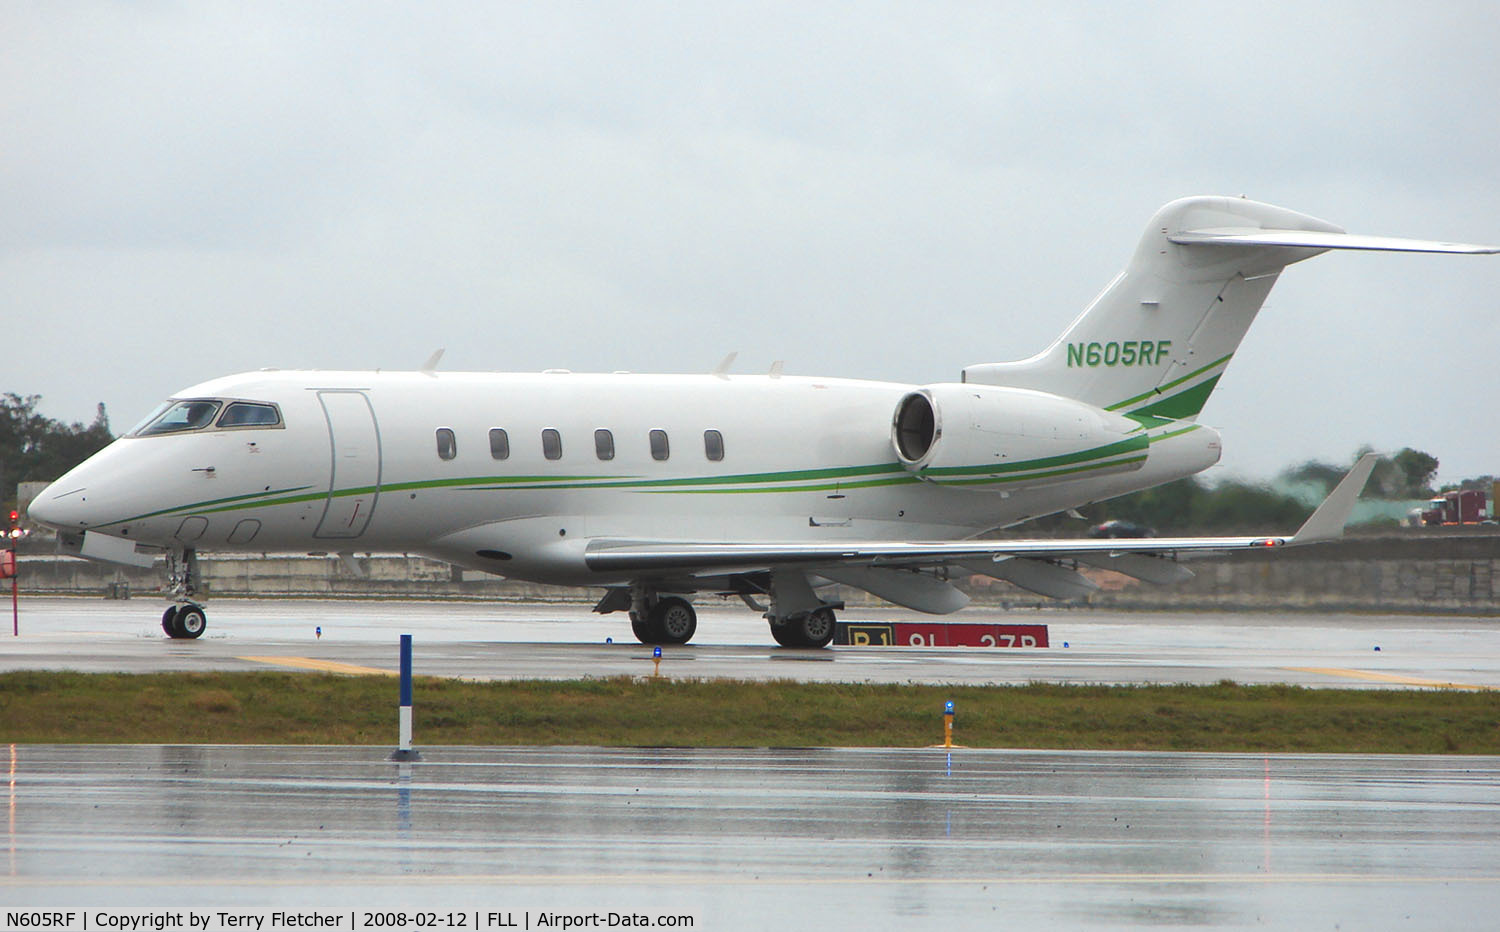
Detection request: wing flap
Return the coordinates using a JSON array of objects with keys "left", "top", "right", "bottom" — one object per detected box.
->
[
  {"left": 817, "top": 565, "right": 970, "bottom": 614},
  {"left": 964, "top": 557, "right": 1099, "bottom": 601}
]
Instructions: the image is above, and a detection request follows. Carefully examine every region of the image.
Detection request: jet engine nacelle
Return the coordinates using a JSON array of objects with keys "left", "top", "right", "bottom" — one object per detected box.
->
[{"left": 890, "top": 383, "right": 1148, "bottom": 490}]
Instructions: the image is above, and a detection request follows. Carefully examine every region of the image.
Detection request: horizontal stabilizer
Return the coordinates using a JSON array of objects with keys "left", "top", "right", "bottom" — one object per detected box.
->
[
  {"left": 963, "top": 196, "right": 1498, "bottom": 419},
  {"left": 1170, "top": 228, "right": 1500, "bottom": 254}
]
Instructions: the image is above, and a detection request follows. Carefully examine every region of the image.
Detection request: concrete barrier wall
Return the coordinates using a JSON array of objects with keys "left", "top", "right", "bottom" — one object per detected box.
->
[
  {"left": 1074, "top": 557, "right": 1499, "bottom": 613},
  {"left": 15, "top": 554, "right": 591, "bottom": 603},
  {"left": 12, "top": 533, "right": 1500, "bottom": 614}
]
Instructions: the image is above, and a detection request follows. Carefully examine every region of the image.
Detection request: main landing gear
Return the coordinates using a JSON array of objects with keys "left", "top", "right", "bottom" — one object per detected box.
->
[
  {"left": 160, "top": 546, "right": 208, "bottom": 640},
  {"left": 628, "top": 594, "right": 698, "bottom": 646},
  {"left": 767, "top": 606, "right": 838, "bottom": 649},
  {"left": 599, "top": 572, "right": 840, "bottom": 649},
  {"left": 763, "top": 569, "right": 840, "bottom": 648}
]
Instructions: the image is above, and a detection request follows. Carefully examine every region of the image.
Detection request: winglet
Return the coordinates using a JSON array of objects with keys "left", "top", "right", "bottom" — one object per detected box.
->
[
  {"left": 1289, "top": 453, "right": 1379, "bottom": 545},
  {"left": 421, "top": 348, "right": 445, "bottom": 375},
  {"left": 713, "top": 352, "right": 738, "bottom": 380}
]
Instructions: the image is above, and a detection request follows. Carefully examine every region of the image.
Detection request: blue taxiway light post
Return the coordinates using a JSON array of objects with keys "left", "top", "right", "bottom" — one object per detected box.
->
[{"left": 390, "top": 634, "right": 421, "bottom": 761}]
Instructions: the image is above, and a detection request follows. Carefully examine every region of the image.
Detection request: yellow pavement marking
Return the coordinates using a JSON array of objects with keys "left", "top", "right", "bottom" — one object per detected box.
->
[
  {"left": 238, "top": 655, "right": 394, "bottom": 676},
  {"left": 1286, "top": 667, "right": 1497, "bottom": 691}
]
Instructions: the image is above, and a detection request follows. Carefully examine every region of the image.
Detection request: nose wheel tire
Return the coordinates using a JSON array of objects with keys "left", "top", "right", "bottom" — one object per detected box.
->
[{"left": 162, "top": 604, "right": 208, "bottom": 639}]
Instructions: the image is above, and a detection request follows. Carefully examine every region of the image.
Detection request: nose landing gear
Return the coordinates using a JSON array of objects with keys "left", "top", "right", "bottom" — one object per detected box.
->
[{"left": 161, "top": 547, "right": 207, "bottom": 639}]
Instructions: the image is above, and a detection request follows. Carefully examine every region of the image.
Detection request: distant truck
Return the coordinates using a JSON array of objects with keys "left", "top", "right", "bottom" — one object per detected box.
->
[{"left": 1421, "top": 489, "right": 1492, "bottom": 526}]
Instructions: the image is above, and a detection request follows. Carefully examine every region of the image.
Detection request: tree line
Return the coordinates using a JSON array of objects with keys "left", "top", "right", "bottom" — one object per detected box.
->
[
  {"left": 1, "top": 393, "right": 114, "bottom": 512},
  {"left": 1068, "top": 446, "right": 1453, "bottom": 533}
]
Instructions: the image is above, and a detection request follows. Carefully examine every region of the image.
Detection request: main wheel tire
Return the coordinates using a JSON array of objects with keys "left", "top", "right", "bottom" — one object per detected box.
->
[
  {"left": 650, "top": 597, "right": 697, "bottom": 645},
  {"left": 799, "top": 608, "right": 837, "bottom": 648},
  {"left": 161, "top": 606, "right": 180, "bottom": 636},
  {"left": 629, "top": 611, "right": 658, "bottom": 644},
  {"left": 768, "top": 622, "right": 803, "bottom": 648},
  {"left": 173, "top": 604, "right": 207, "bottom": 639}
]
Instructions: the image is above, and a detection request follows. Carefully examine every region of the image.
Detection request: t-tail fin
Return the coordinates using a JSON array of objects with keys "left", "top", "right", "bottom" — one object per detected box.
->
[{"left": 963, "top": 196, "right": 1498, "bottom": 421}]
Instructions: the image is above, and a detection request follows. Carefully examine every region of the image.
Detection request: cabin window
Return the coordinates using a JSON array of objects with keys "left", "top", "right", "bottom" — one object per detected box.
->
[
  {"left": 436, "top": 428, "right": 457, "bottom": 460},
  {"left": 133, "top": 400, "right": 222, "bottom": 436},
  {"left": 594, "top": 429, "right": 615, "bottom": 460},
  {"left": 489, "top": 428, "right": 510, "bottom": 460},
  {"left": 704, "top": 429, "right": 724, "bottom": 461},
  {"left": 542, "top": 428, "right": 563, "bottom": 460},
  {"left": 217, "top": 402, "right": 282, "bottom": 429},
  {"left": 649, "top": 429, "right": 670, "bottom": 461}
]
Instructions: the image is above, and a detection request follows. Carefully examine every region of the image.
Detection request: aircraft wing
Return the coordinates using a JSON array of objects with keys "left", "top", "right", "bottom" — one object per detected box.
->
[
  {"left": 585, "top": 454, "right": 1379, "bottom": 575},
  {"left": 586, "top": 532, "right": 1286, "bottom": 574}
]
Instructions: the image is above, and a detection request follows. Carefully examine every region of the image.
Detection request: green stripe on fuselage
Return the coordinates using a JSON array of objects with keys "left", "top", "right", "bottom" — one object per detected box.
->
[
  {"left": 104, "top": 485, "right": 316, "bottom": 527},
  {"left": 918, "top": 434, "right": 1149, "bottom": 479},
  {"left": 101, "top": 419, "right": 1203, "bottom": 526}
]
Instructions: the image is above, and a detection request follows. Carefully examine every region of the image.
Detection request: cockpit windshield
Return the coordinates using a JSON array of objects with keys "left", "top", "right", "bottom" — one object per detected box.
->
[
  {"left": 133, "top": 400, "right": 223, "bottom": 436},
  {"left": 129, "top": 398, "right": 284, "bottom": 437},
  {"left": 218, "top": 402, "right": 281, "bottom": 428}
]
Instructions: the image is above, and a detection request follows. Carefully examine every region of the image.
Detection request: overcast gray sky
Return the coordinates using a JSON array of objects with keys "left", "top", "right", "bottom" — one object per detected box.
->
[{"left": 4, "top": 1, "right": 1498, "bottom": 485}]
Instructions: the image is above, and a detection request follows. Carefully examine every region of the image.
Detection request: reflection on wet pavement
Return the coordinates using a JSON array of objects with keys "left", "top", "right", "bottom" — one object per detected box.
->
[{"left": 5, "top": 745, "right": 1498, "bottom": 929}]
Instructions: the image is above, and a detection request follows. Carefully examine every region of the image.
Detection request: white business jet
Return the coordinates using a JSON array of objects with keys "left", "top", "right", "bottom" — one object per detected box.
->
[{"left": 27, "top": 196, "right": 1497, "bottom": 646}]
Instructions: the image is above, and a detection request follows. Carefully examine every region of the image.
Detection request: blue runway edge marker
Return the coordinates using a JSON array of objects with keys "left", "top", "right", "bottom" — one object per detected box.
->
[{"left": 390, "top": 633, "right": 421, "bottom": 762}]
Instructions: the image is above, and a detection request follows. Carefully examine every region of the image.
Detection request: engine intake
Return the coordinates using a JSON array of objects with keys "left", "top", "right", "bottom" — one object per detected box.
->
[
  {"left": 890, "top": 383, "right": 1147, "bottom": 490},
  {"left": 893, "top": 390, "right": 938, "bottom": 463}
]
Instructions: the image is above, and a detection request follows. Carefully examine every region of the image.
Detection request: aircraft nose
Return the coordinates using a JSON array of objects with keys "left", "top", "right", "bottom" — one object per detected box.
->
[{"left": 26, "top": 483, "right": 90, "bottom": 530}]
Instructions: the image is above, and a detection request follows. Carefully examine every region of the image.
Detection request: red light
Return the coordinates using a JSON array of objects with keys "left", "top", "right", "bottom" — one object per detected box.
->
[{"left": 6, "top": 511, "right": 16, "bottom": 524}]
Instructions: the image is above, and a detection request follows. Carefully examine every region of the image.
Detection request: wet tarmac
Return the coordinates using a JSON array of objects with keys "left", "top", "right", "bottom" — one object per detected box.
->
[
  {"left": 4, "top": 744, "right": 1498, "bottom": 929},
  {"left": 6, "top": 602, "right": 1500, "bottom": 926},
  {"left": 2, "top": 597, "right": 1498, "bottom": 689}
]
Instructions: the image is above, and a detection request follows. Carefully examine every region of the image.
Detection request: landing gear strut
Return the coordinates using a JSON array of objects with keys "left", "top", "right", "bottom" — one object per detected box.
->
[
  {"left": 161, "top": 547, "right": 207, "bottom": 639},
  {"left": 764, "top": 570, "right": 840, "bottom": 648}
]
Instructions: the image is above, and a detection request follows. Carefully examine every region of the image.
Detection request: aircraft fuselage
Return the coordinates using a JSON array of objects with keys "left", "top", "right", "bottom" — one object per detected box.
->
[{"left": 34, "top": 369, "right": 1220, "bottom": 587}]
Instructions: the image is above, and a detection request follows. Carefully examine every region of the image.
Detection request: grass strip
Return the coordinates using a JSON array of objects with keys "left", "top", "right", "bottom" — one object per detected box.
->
[{"left": 2, "top": 672, "right": 1498, "bottom": 753}]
